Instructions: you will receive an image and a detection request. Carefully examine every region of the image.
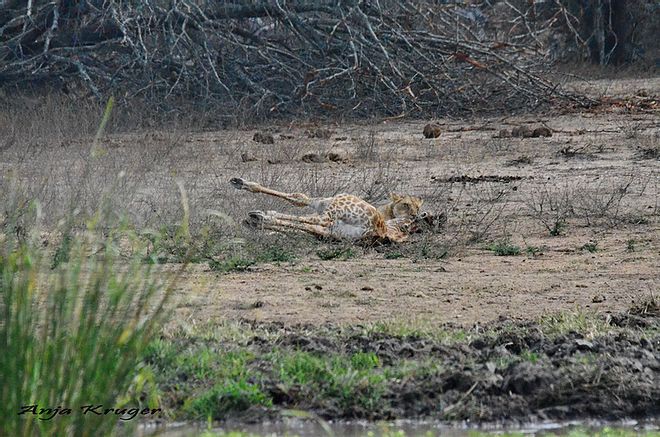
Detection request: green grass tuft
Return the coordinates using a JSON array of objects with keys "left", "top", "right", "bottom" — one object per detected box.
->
[
  {"left": 488, "top": 241, "right": 521, "bottom": 256},
  {"left": 317, "top": 246, "right": 356, "bottom": 260},
  {"left": 184, "top": 380, "right": 272, "bottom": 419}
]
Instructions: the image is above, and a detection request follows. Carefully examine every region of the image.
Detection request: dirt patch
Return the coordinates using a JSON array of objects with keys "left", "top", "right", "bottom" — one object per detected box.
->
[{"left": 3, "top": 76, "right": 659, "bottom": 331}]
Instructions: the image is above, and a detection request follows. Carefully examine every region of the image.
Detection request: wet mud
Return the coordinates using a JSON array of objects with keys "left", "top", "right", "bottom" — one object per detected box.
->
[{"left": 158, "top": 301, "right": 659, "bottom": 424}]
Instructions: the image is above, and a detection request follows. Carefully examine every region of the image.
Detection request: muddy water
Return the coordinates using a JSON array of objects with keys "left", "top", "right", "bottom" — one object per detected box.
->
[{"left": 140, "top": 419, "right": 659, "bottom": 436}]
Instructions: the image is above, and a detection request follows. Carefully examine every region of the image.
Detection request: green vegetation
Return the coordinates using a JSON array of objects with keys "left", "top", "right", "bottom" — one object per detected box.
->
[
  {"left": 488, "top": 240, "right": 521, "bottom": 256},
  {"left": 208, "top": 245, "right": 296, "bottom": 273},
  {"left": 539, "top": 309, "right": 613, "bottom": 338},
  {"left": 0, "top": 97, "right": 182, "bottom": 437},
  {"left": 384, "top": 251, "right": 404, "bottom": 259},
  {"left": 580, "top": 241, "right": 599, "bottom": 253},
  {"left": 524, "top": 245, "right": 543, "bottom": 257},
  {"left": 364, "top": 320, "right": 469, "bottom": 343},
  {"left": 549, "top": 219, "right": 566, "bottom": 237},
  {"left": 185, "top": 380, "right": 272, "bottom": 419},
  {"left": 0, "top": 227, "right": 172, "bottom": 436},
  {"left": 209, "top": 256, "right": 256, "bottom": 273},
  {"left": 317, "top": 246, "right": 357, "bottom": 260}
]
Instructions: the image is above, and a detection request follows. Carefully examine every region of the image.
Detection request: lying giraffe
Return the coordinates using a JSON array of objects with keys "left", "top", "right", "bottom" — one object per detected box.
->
[{"left": 230, "top": 177, "right": 429, "bottom": 243}]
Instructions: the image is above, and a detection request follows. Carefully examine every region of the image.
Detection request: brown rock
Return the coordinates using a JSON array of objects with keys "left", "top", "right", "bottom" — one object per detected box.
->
[
  {"left": 511, "top": 126, "right": 534, "bottom": 138},
  {"left": 532, "top": 127, "right": 552, "bottom": 137},
  {"left": 306, "top": 128, "right": 334, "bottom": 139},
  {"left": 423, "top": 123, "right": 442, "bottom": 139},
  {"left": 253, "top": 132, "right": 275, "bottom": 144},
  {"left": 326, "top": 152, "right": 346, "bottom": 163},
  {"left": 301, "top": 153, "right": 327, "bottom": 163}
]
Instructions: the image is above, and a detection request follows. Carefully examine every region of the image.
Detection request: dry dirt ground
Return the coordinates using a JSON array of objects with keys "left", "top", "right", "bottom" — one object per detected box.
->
[
  {"left": 2, "top": 78, "right": 658, "bottom": 329},
  {"left": 168, "top": 78, "right": 659, "bottom": 329}
]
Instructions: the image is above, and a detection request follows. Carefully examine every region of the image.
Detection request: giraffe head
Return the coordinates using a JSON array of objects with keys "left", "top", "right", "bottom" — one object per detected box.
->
[{"left": 387, "top": 193, "right": 424, "bottom": 219}]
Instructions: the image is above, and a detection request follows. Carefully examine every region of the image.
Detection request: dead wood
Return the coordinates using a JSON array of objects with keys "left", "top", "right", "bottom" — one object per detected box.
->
[{"left": 0, "top": 1, "right": 597, "bottom": 119}]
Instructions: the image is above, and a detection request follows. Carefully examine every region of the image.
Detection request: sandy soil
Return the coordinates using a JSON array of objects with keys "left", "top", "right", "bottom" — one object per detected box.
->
[
  {"left": 2, "top": 78, "right": 658, "bottom": 329},
  {"left": 173, "top": 227, "right": 658, "bottom": 327},
  {"left": 166, "top": 77, "right": 659, "bottom": 329}
]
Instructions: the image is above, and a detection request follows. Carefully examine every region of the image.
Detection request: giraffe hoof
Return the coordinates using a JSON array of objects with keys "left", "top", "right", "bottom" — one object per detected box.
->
[
  {"left": 230, "top": 177, "right": 248, "bottom": 190},
  {"left": 246, "top": 210, "right": 266, "bottom": 227}
]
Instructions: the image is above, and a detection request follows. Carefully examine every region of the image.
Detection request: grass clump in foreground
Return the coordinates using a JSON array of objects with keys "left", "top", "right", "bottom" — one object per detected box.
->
[{"left": 0, "top": 220, "right": 177, "bottom": 436}]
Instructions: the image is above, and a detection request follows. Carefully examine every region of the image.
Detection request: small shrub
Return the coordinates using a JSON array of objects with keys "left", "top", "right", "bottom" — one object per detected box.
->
[
  {"left": 626, "top": 239, "right": 636, "bottom": 252},
  {"left": 549, "top": 219, "right": 566, "bottom": 236},
  {"left": 488, "top": 241, "right": 521, "bottom": 256},
  {"left": 384, "top": 251, "right": 404, "bottom": 260},
  {"left": 317, "top": 246, "right": 356, "bottom": 261},
  {"left": 580, "top": 242, "right": 599, "bottom": 253},
  {"left": 209, "top": 256, "right": 256, "bottom": 273},
  {"left": 525, "top": 245, "right": 543, "bottom": 257},
  {"left": 257, "top": 246, "right": 295, "bottom": 263},
  {"left": 520, "top": 350, "right": 541, "bottom": 364}
]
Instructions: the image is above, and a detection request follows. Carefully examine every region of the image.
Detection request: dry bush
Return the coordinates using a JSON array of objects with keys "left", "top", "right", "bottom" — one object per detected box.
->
[
  {"left": 525, "top": 175, "right": 656, "bottom": 233},
  {"left": 525, "top": 182, "right": 577, "bottom": 236},
  {"left": 0, "top": 1, "right": 590, "bottom": 122},
  {"left": 635, "top": 133, "right": 660, "bottom": 160},
  {"left": 354, "top": 131, "right": 380, "bottom": 162},
  {"left": 572, "top": 175, "right": 653, "bottom": 227},
  {"left": 441, "top": 182, "right": 515, "bottom": 245}
]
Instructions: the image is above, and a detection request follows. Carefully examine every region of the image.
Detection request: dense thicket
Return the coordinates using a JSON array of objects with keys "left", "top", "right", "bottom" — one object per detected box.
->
[{"left": 0, "top": 1, "right": 655, "bottom": 119}]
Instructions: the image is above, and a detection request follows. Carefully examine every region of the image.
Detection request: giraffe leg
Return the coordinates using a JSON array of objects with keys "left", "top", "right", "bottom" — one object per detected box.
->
[
  {"left": 247, "top": 211, "right": 332, "bottom": 238},
  {"left": 230, "top": 177, "right": 310, "bottom": 207},
  {"left": 262, "top": 211, "right": 331, "bottom": 226}
]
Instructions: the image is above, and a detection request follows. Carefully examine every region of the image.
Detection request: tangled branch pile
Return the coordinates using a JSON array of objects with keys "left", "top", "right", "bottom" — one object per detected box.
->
[{"left": 0, "top": 0, "right": 593, "bottom": 119}]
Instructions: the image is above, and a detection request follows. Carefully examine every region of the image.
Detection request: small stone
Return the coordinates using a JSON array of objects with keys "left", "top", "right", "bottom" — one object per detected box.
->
[
  {"left": 423, "top": 123, "right": 442, "bottom": 138},
  {"left": 511, "top": 126, "right": 534, "bottom": 138},
  {"left": 532, "top": 127, "right": 553, "bottom": 137},
  {"left": 497, "top": 129, "right": 511, "bottom": 138},
  {"left": 327, "top": 152, "right": 347, "bottom": 163},
  {"left": 253, "top": 132, "right": 275, "bottom": 144},
  {"left": 301, "top": 153, "right": 326, "bottom": 163},
  {"left": 592, "top": 294, "right": 606, "bottom": 303},
  {"left": 306, "top": 128, "right": 334, "bottom": 139}
]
